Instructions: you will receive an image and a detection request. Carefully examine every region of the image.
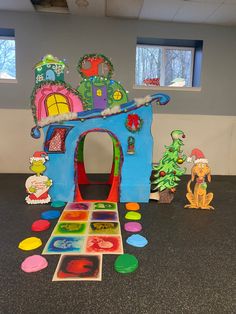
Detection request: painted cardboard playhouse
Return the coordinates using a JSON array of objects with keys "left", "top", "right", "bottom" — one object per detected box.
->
[{"left": 29, "top": 54, "right": 170, "bottom": 203}]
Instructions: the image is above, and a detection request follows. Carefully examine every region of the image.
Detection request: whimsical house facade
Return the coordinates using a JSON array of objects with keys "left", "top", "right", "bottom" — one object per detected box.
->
[{"left": 30, "top": 54, "right": 170, "bottom": 203}]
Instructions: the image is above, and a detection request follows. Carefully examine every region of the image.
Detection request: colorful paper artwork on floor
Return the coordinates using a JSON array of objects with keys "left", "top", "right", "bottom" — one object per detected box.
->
[
  {"left": 41, "top": 201, "right": 123, "bottom": 281},
  {"left": 43, "top": 202, "right": 123, "bottom": 256},
  {"left": 19, "top": 200, "right": 149, "bottom": 280},
  {"left": 52, "top": 254, "right": 102, "bottom": 281},
  {"left": 114, "top": 201, "right": 147, "bottom": 274}
]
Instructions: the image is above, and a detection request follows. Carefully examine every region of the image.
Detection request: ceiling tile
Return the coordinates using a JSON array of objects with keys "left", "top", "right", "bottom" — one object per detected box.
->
[
  {"left": 106, "top": 0, "right": 143, "bottom": 18},
  {"left": 206, "top": 3, "right": 236, "bottom": 25},
  {"left": 67, "top": 0, "right": 105, "bottom": 16},
  {"left": 223, "top": 0, "right": 236, "bottom": 4},
  {"left": 0, "top": 0, "right": 34, "bottom": 11},
  {"left": 187, "top": 0, "right": 223, "bottom": 3},
  {"left": 140, "top": 0, "right": 183, "bottom": 21},
  {"left": 173, "top": 1, "right": 221, "bottom": 23}
]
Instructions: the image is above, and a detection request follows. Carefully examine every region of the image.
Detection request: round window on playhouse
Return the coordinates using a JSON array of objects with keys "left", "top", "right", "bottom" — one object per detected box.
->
[{"left": 113, "top": 90, "right": 122, "bottom": 101}]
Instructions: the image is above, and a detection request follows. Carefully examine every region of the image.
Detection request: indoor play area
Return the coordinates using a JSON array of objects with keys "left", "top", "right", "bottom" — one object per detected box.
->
[{"left": 0, "top": 3, "right": 235, "bottom": 314}]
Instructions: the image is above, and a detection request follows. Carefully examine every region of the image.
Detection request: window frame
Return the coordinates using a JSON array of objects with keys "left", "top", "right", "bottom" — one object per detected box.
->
[
  {"left": 45, "top": 93, "right": 71, "bottom": 116},
  {"left": 0, "top": 34, "right": 17, "bottom": 83},
  {"left": 44, "top": 125, "right": 73, "bottom": 154},
  {"left": 134, "top": 39, "right": 203, "bottom": 92}
]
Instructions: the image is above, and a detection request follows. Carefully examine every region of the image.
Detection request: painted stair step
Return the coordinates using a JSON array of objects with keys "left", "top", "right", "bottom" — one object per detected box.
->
[
  {"left": 126, "top": 234, "right": 148, "bottom": 248},
  {"left": 125, "top": 211, "right": 141, "bottom": 221},
  {"left": 114, "top": 254, "right": 139, "bottom": 274},
  {"left": 124, "top": 222, "right": 142, "bottom": 232}
]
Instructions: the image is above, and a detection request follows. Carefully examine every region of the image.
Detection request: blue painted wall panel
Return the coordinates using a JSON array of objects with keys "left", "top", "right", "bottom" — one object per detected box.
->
[{"left": 43, "top": 105, "right": 153, "bottom": 202}]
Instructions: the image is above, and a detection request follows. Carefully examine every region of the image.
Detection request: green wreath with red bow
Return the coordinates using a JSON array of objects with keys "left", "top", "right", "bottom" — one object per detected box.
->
[{"left": 125, "top": 114, "right": 143, "bottom": 133}]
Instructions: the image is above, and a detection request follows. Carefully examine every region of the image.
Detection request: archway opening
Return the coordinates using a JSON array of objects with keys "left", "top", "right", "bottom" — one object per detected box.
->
[{"left": 74, "top": 129, "right": 123, "bottom": 202}]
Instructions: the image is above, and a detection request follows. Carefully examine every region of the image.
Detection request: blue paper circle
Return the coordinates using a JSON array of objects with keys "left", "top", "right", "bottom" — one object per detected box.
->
[
  {"left": 41, "top": 210, "right": 60, "bottom": 220},
  {"left": 126, "top": 234, "right": 148, "bottom": 248},
  {"left": 51, "top": 201, "right": 66, "bottom": 208}
]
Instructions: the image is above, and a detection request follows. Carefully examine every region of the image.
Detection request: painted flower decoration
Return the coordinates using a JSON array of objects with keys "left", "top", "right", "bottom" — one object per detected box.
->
[
  {"left": 52, "top": 65, "right": 64, "bottom": 75},
  {"left": 36, "top": 74, "right": 44, "bottom": 83}
]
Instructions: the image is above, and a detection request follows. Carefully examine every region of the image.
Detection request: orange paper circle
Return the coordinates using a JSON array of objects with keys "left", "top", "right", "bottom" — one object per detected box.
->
[{"left": 125, "top": 203, "right": 140, "bottom": 211}]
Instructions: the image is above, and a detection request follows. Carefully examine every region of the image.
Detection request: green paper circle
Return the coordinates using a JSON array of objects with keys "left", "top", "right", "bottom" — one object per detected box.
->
[
  {"left": 51, "top": 201, "right": 66, "bottom": 208},
  {"left": 125, "top": 211, "right": 142, "bottom": 221},
  {"left": 115, "top": 254, "right": 139, "bottom": 274}
]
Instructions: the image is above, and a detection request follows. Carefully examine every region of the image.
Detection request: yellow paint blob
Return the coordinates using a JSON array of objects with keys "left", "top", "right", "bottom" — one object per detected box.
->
[{"left": 18, "top": 237, "right": 42, "bottom": 251}]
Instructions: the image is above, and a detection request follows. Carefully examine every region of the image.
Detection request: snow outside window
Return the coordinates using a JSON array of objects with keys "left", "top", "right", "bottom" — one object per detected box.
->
[
  {"left": 136, "top": 44, "right": 194, "bottom": 88},
  {"left": 0, "top": 29, "right": 16, "bottom": 81}
]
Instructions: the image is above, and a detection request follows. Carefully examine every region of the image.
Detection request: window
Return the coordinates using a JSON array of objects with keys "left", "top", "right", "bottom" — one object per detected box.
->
[
  {"left": 135, "top": 38, "right": 203, "bottom": 89},
  {"left": 46, "top": 93, "right": 70, "bottom": 116},
  {"left": 113, "top": 90, "right": 122, "bottom": 100},
  {"left": 45, "top": 126, "right": 73, "bottom": 153},
  {"left": 0, "top": 28, "right": 16, "bottom": 81}
]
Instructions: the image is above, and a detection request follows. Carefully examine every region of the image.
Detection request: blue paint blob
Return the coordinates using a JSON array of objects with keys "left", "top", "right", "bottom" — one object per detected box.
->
[
  {"left": 41, "top": 210, "right": 60, "bottom": 220},
  {"left": 51, "top": 201, "right": 66, "bottom": 208},
  {"left": 126, "top": 234, "right": 148, "bottom": 248}
]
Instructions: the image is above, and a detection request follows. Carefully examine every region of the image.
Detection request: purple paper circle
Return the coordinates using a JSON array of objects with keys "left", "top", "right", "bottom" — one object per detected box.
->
[{"left": 124, "top": 222, "right": 142, "bottom": 232}]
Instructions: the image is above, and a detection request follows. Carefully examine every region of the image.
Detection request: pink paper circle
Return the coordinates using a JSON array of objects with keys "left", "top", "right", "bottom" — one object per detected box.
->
[
  {"left": 31, "top": 219, "right": 51, "bottom": 232},
  {"left": 21, "top": 255, "right": 48, "bottom": 273},
  {"left": 124, "top": 222, "right": 142, "bottom": 232}
]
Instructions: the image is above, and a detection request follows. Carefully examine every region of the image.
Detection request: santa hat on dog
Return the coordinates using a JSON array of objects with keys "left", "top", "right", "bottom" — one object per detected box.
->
[
  {"left": 187, "top": 148, "right": 208, "bottom": 164},
  {"left": 30, "top": 151, "right": 49, "bottom": 164}
]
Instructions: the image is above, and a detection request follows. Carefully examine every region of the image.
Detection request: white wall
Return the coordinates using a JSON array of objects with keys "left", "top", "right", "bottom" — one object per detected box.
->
[{"left": 1, "top": 109, "right": 235, "bottom": 175}]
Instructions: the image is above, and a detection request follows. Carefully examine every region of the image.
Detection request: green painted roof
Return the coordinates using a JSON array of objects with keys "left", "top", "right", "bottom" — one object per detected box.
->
[{"left": 34, "top": 54, "right": 66, "bottom": 68}]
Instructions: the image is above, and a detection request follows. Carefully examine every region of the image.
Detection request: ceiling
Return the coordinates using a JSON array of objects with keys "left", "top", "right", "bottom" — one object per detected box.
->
[{"left": 0, "top": 0, "right": 236, "bottom": 26}]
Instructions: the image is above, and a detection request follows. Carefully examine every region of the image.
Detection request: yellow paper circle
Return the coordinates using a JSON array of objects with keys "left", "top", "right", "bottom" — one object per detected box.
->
[{"left": 18, "top": 237, "right": 42, "bottom": 251}]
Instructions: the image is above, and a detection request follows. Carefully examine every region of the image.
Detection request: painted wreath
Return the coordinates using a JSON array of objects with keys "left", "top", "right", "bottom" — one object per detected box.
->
[{"left": 125, "top": 114, "right": 143, "bottom": 133}]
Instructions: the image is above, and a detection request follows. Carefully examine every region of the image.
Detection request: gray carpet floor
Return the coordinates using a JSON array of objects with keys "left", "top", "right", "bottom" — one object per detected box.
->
[{"left": 0, "top": 174, "right": 235, "bottom": 314}]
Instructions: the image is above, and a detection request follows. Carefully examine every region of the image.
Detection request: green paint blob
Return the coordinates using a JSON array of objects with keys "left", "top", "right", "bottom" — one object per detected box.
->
[
  {"left": 125, "top": 211, "right": 141, "bottom": 221},
  {"left": 114, "top": 254, "right": 139, "bottom": 274}
]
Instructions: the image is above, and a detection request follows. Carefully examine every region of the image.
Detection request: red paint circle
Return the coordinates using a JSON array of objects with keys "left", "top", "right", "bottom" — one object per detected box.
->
[{"left": 31, "top": 219, "right": 51, "bottom": 232}]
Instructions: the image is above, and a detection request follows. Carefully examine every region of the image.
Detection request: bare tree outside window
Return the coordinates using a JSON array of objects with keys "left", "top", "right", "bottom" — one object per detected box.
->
[
  {"left": 136, "top": 44, "right": 194, "bottom": 87},
  {"left": 136, "top": 46, "right": 161, "bottom": 86},
  {"left": 0, "top": 39, "right": 16, "bottom": 79},
  {"left": 165, "top": 48, "right": 192, "bottom": 87}
]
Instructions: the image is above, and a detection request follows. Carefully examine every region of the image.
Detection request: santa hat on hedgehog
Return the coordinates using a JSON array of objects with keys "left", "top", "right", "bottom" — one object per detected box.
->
[
  {"left": 187, "top": 148, "right": 208, "bottom": 164},
  {"left": 30, "top": 151, "right": 49, "bottom": 164}
]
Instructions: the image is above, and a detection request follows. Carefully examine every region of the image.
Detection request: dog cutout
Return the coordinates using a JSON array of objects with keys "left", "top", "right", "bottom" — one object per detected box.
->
[{"left": 185, "top": 149, "right": 214, "bottom": 210}]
